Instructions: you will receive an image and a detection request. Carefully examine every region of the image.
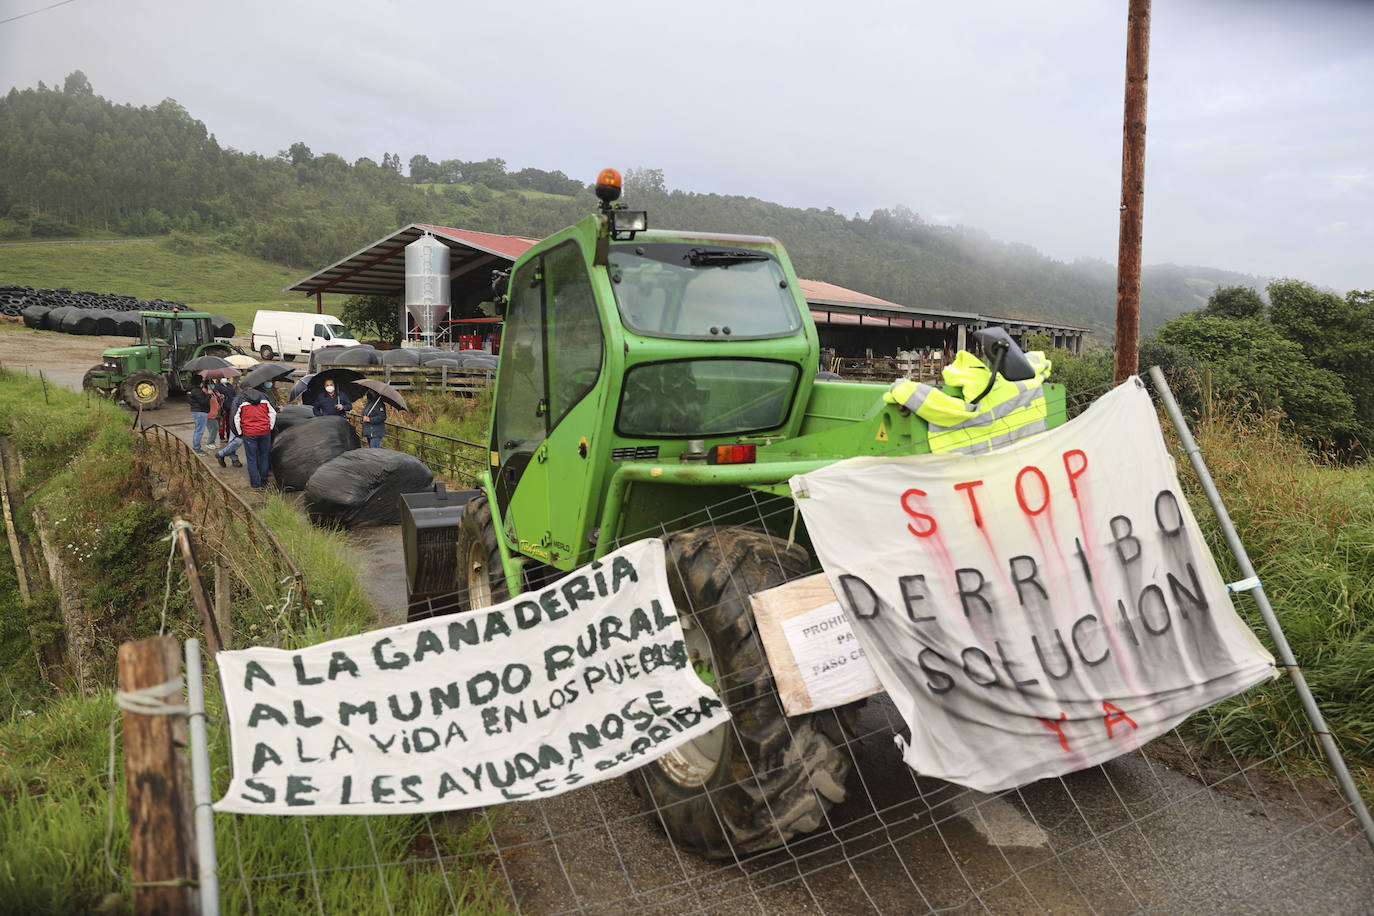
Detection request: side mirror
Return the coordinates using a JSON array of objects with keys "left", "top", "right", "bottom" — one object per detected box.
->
[
  {"left": 972, "top": 327, "right": 1035, "bottom": 381},
  {"left": 968, "top": 327, "right": 1036, "bottom": 404},
  {"left": 490, "top": 269, "right": 510, "bottom": 315}
]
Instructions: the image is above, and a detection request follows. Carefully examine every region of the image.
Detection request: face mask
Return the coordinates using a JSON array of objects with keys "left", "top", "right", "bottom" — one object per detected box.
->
[{"left": 325, "top": 385, "right": 335, "bottom": 394}]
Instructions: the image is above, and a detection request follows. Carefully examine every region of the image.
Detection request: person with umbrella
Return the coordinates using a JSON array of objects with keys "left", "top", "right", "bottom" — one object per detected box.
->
[
  {"left": 186, "top": 374, "right": 214, "bottom": 453},
  {"left": 231, "top": 386, "right": 277, "bottom": 492},
  {"left": 212, "top": 375, "right": 235, "bottom": 447},
  {"left": 215, "top": 377, "right": 245, "bottom": 469},
  {"left": 359, "top": 389, "right": 387, "bottom": 448},
  {"left": 238, "top": 362, "right": 294, "bottom": 411},
  {"left": 312, "top": 377, "right": 353, "bottom": 418},
  {"left": 355, "top": 380, "right": 406, "bottom": 448}
]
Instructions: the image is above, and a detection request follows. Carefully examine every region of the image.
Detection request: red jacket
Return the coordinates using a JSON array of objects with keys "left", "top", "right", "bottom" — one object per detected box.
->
[{"left": 233, "top": 398, "right": 276, "bottom": 437}]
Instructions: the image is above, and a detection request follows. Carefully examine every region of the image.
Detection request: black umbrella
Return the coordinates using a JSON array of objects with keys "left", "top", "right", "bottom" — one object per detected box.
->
[
  {"left": 289, "top": 373, "right": 316, "bottom": 403},
  {"left": 354, "top": 378, "right": 408, "bottom": 411},
  {"left": 301, "top": 367, "right": 366, "bottom": 405},
  {"left": 240, "top": 362, "right": 295, "bottom": 389},
  {"left": 184, "top": 355, "right": 232, "bottom": 372}
]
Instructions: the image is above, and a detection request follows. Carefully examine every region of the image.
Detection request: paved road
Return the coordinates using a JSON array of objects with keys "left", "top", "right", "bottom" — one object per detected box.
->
[{"left": 6, "top": 323, "right": 1371, "bottom": 914}]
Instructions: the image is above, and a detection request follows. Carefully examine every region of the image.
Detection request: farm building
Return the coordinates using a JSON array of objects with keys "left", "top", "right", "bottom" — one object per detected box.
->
[{"left": 285, "top": 224, "right": 1087, "bottom": 372}]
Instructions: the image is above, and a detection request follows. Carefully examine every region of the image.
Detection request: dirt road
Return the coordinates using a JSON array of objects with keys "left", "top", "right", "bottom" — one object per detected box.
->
[
  {"left": 5, "top": 322, "right": 1370, "bottom": 914},
  {"left": 0, "top": 325, "right": 412, "bottom": 620}
]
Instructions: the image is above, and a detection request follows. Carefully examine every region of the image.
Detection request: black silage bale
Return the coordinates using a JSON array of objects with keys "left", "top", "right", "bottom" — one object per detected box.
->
[{"left": 304, "top": 449, "right": 434, "bottom": 528}]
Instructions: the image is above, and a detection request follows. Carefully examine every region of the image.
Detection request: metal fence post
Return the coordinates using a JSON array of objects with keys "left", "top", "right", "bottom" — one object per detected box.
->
[
  {"left": 1148, "top": 366, "right": 1374, "bottom": 853},
  {"left": 185, "top": 638, "right": 220, "bottom": 916}
]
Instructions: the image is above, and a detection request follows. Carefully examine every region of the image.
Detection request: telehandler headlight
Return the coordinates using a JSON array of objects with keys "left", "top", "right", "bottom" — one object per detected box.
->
[{"left": 609, "top": 208, "right": 648, "bottom": 239}]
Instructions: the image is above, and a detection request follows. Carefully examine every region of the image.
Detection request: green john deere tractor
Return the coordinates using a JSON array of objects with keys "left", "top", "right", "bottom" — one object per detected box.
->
[
  {"left": 439, "top": 169, "right": 1066, "bottom": 858},
  {"left": 82, "top": 309, "right": 234, "bottom": 410}
]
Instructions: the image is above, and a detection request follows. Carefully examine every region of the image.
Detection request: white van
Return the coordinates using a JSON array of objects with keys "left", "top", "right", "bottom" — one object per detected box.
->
[{"left": 251, "top": 310, "right": 361, "bottom": 362}]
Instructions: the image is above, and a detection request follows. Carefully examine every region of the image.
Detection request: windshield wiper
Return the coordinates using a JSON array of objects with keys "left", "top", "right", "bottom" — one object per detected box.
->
[{"left": 685, "top": 248, "right": 769, "bottom": 267}]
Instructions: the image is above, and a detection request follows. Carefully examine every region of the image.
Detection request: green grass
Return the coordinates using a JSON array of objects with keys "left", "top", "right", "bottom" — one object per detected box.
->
[
  {"left": 0, "top": 689, "right": 128, "bottom": 914},
  {"left": 1174, "top": 388, "right": 1374, "bottom": 781},
  {"left": 0, "top": 375, "right": 509, "bottom": 913},
  {"left": 0, "top": 235, "right": 349, "bottom": 336}
]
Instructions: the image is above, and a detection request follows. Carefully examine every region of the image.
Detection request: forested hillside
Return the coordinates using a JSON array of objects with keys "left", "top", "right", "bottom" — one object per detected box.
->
[{"left": 1, "top": 72, "right": 1263, "bottom": 336}]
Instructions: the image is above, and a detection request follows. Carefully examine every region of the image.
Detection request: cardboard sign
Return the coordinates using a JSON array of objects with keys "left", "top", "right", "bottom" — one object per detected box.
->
[
  {"left": 751, "top": 574, "right": 883, "bottom": 715},
  {"left": 791, "top": 379, "right": 1276, "bottom": 792},
  {"left": 214, "top": 539, "right": 729, "bottom": 815}
]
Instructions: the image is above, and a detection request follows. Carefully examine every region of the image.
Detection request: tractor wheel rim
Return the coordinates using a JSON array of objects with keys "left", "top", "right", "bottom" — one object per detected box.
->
[
  {"left": 467, "top": 540, "right": 491, "bottom": 609},
  {"left": 655, "top": 621, "right": 726, "bottom": 787},
  {"left": 136, "top": 381, "right": 156, "bottom": 400}
]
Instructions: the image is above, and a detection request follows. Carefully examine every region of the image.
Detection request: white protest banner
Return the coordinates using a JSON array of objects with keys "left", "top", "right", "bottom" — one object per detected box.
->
[
  {"left": 791, "top": 378, "right": 1276, "bottom": 793},
  {"left": 751, "top": 574, "right": 883, "bottom": 716},
  {"left": 214, "top": 538, "right": 729, "bottom": 815}
]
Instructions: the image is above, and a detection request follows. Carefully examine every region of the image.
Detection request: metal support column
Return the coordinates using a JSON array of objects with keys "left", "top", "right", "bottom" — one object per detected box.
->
[{"left": 185, "top": 638, "right": 221, "bottom": 914}]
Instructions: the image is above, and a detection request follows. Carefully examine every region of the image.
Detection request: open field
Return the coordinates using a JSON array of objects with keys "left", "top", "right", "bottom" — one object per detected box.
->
[{"left": 0, "top": 236, "right": 352, "bottom": 332}]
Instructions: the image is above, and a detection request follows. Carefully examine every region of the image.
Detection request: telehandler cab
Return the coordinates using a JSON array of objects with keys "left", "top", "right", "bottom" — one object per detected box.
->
[{"left": 435, "top": 168, "right": 1065, "bottom": 857}]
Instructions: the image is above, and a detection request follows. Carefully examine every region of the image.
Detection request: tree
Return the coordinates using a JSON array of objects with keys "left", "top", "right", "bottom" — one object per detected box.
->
[
  {"left": 341, "top": 294, "right": 400, "bottom": 343},
  {"left": 625, "top": 167, "right": 666, "bottom": 195},
  {"left": 409, "top": 154, "right": 438, "bottom": 183},
  {"left": 63, "top": 70, "right": 93, "bottom": 98},
  {"left": 287, "top": 142, "right": 313, "bottom": 166},
  {"left": 1153, "top": 313, "right": 1359, "bottom": 448},
  {"left": 1203, "top": 285, "right": 1265, "bottom": 320}
]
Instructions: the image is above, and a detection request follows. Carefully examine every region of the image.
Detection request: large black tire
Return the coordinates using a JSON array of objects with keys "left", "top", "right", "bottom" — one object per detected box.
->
[
  {"left": 449, "top": 496, "right": 510, "bottom": 615},
  {"left": 636, "top": 527, "right": 856, "bottom": 858},
  {"left": 81, "top": 363, "right": 104, "bottom": 391},
  {"left": 259, "top": 344, "right": 275, "bottom": 361},
  {"left": 120, "top": 370, "right": 168, "bottom": 410}
]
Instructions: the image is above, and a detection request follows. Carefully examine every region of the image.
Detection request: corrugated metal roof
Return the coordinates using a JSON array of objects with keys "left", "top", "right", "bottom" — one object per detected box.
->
[
  {"left": 284, "top": 223, "right": 539, "bottom": 298},
  {"left": 283, "top": 223, "right": 1088, "bottom": 336},
  {"left": 800, "top": 278, "right": 981, "bottom": 322}
]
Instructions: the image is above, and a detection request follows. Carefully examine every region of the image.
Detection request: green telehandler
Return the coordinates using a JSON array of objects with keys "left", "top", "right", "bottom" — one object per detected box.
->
[
  {"left": 82, "top": 309, "right": 235, "bottom": 410},
  {"left": 435, "top": 168, "right": 1066, "bottom": 858}
]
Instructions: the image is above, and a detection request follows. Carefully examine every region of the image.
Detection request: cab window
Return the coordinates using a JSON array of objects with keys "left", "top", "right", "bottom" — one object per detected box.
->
[
  {"left": 544, "top": 242, "right": 602, "bottom": 426},
  {"left": 144, "top": 316, "right": 171, "bottom": 344},
  {"left": 494, "top": 257, "right": 546, "bottom": 470},
  {"left": 174, "top": 319, "right": 202, "bottom": 348},
  {"left": 608, "top": 243, "right": 801, "bottom": 340}
]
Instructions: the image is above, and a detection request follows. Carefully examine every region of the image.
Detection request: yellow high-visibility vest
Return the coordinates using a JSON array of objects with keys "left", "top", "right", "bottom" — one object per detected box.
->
[{"left": 884, "top": 350, "right": 1053, "bottom": 454}]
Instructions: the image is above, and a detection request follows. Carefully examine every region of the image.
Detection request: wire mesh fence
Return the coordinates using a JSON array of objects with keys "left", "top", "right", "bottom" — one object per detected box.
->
[
  {"left": 345, "top": 416, "right": 487, "bottom": 489},
  {"left": 136, "top": 424, "right": 308, "bottom": 631},
  {"left": 186, "top": 610, "right": 1373, "bottom": 913},
  {"left": 165, "top": 370, "right": 1373, "bottom": 914}
]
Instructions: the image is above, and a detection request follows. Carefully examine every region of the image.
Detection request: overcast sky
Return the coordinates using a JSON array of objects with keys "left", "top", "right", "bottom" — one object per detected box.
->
[{"left": 3, "top": 0, "right": 1372, "bottom": 293}]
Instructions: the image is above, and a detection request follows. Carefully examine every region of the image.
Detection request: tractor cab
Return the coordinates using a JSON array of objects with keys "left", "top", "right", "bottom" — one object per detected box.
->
[
  {"left": 84, "top": 309, "right": 231, "bottom": 410},
  {"left": 140, "top": 311, "right": 217, "bottom": 381}
]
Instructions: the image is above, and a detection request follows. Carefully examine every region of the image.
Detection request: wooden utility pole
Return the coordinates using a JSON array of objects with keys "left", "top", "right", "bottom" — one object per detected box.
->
[
  {"left": 118, "top": 635, "right": 199, "bottom": 915},
  {"left": 1115, "top": 0, "right": 1152, "bottom": 384}
]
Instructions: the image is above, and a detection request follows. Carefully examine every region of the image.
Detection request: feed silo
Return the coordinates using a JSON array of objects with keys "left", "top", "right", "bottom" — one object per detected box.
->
[{"left": 404, "top": 233, "right": 450, "bottom": 346}]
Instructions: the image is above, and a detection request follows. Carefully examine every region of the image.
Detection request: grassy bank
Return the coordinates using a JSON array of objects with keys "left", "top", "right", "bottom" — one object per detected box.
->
[
  {"left": 0, "top": 373, "right": 507, "bottom": 914},
  {"left": 1179, "top": 391, "right": 1374, "bottom": 774}
]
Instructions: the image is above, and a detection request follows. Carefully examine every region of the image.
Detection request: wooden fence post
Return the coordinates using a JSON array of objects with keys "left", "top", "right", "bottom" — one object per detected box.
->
[
  {"left": 173, "top": 518, "right": 222, "bottom": 656},
  {"left": 118, "top": 634, "right": 199, "bottom": 915},
  {"left": 213, "top": 560, "right": 233, "bottom": 650}
]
